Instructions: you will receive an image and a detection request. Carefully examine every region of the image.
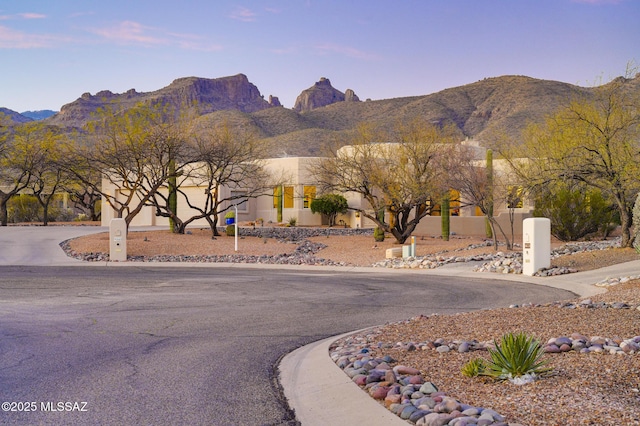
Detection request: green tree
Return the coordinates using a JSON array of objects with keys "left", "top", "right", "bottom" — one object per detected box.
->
[
  {"left": 0, "top": 119, "right": 43, "bottom": 226},
  {"left": 534, "top": 182, "right": 616, "bottom": 241},
  {"left": 512, "top": 69, "right": 640, "bottom": 247},
  {"left": 20, "top": 123, "right": 71, "bottom": 225},
  {"left": 310, "top": 193, "right": 348, "bottom": 226},
  {"left": 312, "top": 120, "right": 461, "bottom": 243},
  {"left": 66, "top": 102, "right": 198, "bottom": 230}
]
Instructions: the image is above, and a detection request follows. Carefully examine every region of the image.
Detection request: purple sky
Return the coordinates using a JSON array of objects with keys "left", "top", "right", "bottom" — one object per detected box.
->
[{"left": 1, "top": 0, "right": 638, "bottom": 112}]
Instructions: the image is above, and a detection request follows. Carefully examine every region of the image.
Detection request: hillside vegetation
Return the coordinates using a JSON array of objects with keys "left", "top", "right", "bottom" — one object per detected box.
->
[{"left": 27, "top": 73, "right": 640, "bottom": 157}]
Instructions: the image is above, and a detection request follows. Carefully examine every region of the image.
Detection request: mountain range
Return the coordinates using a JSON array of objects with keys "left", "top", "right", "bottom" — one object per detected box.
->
[{"left": 2, "top": 73, "right": 638, "bottom": 157}]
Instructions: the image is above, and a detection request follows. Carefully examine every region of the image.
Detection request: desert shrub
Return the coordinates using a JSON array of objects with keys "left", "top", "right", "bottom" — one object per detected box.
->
[
  {"left": 461, "top": 358, "right": 486, "bottom": 378},
  {"left": 53, "top": 208, "right": 76, "bottom": 222},
  {"left": 7, "top": 194, "right": 41, "bottom": 223},
  {"left": 287, "top": 217, "right": 297, "bottom": 227},
  {"left": 482, "top": 332, "right": 551, "bottom": 381},
  {"left": 373, "top": 227, "right": 385, "bottom": 242},
  {"left": 225, "top": 224, "right": 235, "bottom": 236},
  {"left": 534, "top": 185, "right": 616, "bottom": 241},
  {"left": 310, "top": 193, "right": 348, "bottom": 227}
]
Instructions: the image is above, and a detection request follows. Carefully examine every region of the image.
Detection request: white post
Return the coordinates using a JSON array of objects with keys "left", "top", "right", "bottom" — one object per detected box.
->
[
  {"left": 522, "top": 218, "right": 551, "bottom": 276},
  {"left": 234, "top": 204, "right": 238, "bottom": 252},
  {"left": 109, "top": 218, "right": 127, "bottom": 262}
]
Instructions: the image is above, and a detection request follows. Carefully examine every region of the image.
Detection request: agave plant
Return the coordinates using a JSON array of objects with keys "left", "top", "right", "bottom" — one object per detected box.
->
[{"left": 482, "top": 332, "right": 552, "bottom": 381}]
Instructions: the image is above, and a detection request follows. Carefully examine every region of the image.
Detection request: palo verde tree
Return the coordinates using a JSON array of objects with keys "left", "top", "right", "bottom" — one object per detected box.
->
[
  {"left": 61, "top": 167, "right": 102, "bottom": 221},
  {"left": 151, "top": 119, "right": 273, "bottom": 237},
  {"left": 312, "top": 120, "right": 461, "bottom": 244},
  {"left": 0, "top": 118, "right": 43, "bottom": 226},
  {"left": 19, "top": 123, "right": 73, "bottom": 225},
  {"left": 511, "top": 68, "right": 640, "bottom": 247},
  {"left": 67, "top": 101, "right": 198, "bottom": 230}
]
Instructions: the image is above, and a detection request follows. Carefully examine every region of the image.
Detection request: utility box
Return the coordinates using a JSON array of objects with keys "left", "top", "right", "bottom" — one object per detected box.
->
[
  {"left": 109, "top": 218, "right": 127, "bottom": 262},
  {"left": 522, "top": 218, "right": 550, "bottom": 276},
  {"left": 402, "top": 236, "right": 417, "bottom": 258}
]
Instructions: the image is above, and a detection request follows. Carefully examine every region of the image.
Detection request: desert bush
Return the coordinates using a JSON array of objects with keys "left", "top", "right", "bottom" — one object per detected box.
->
[
  {"left": 534, "top": 185, "right": 616, "bottom": 241},
  {"left": 7, "top": 194, "right": 41, "bottom": 223},
  {"left": 482, "top": 332, "right": 551, "bottom": 382},
  {"left": 373, "top": 226, "right": 385, "bottom": 242},
  {"left": 461, "top": 358, "right": 486, "bottom": 378},
  {"left": 287, "top": 217, "right": 297, "bottom": 227},
  {"left": 225, "top": 224, "right": 235, "bottom": 236},
  {"left": 53, "top": 208, "right": 76, "bottom": 222}
]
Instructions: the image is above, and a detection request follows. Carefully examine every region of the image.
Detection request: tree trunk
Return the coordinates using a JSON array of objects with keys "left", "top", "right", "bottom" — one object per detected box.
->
[
  {"left": 0, "top": 195, "right": 8, "bottom": 226},
  {"left": 206, "top": 215, "right": 220, "bottom": 238},
  {"left": 42, "top": 204, "right": 49, "bottom": 226},
  {"left": 168, "top": 160, "right": 178, "bottom": 233},
  {"left": 620, "top": 207, "right": 633, "bottom": 248}
]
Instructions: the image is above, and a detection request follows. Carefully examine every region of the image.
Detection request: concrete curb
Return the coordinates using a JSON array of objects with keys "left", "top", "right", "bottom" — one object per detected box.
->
[{"left": 279, "top": 330, "right": 406, "bottom": 425}]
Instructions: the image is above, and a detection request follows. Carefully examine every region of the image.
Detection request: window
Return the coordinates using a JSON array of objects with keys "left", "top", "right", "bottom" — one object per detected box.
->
[
  {"left": 283, "top": 186, "right": 294, "bottom": 208},
  {"left": 429, "top": 190, "right": 460, "bottom": 216},
  {"left": 273, "top": 186, "right": 281, "bottom": 209},
  {"left": 450, "top": 189, "right": 460, "bottom": 216},
  {"left": 303, "top": 186, "right": 316, "bottom": 208},
  {"left": 273, "top": 186, "right": 294, "bottom": 209},
  {"left": 230, "top": 190, "right": 248, "bottom": 212}
]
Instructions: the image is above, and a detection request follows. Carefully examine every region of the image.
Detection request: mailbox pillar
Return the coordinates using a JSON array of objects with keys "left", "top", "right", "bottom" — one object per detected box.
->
[
  {"left": 522, "top": 218, "right": 550, "bottom": 276},
  {"left": 109, "top": 218, "right": 127, "bottom": 262}
]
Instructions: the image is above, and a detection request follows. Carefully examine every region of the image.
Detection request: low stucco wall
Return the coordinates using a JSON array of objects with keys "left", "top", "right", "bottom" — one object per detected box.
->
[{"left": 410, "top": 211, "right": 532, "bottom": 237}]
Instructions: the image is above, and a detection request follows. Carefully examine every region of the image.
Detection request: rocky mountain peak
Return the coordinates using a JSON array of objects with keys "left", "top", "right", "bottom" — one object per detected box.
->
[
  {"left": 293, "top": 77, "right": 360, "bottom": 112},
  {"left": 47, "top": 74, "right": 273, "bottom": 128}
]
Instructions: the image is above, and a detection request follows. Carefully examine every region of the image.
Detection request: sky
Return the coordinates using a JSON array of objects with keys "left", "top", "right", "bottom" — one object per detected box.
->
[{"left": 1, "top": 0, "right": 638, "bottom": 113}]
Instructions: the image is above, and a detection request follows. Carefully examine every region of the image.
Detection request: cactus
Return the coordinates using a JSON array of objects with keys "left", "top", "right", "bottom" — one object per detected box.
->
[{"left": 441, "top": 194, "right": 450, "bottom": 241}]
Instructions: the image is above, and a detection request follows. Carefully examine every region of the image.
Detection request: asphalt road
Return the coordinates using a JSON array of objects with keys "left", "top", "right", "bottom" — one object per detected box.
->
[{"left": 0, "top": 264, "right": 575, "bottom": 425}]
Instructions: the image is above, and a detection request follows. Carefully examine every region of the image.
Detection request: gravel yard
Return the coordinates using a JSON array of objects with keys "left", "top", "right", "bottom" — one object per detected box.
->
[
  {"left": 66, "top": 227, "right": 638, "bottom": 270},
  {"left": 341, "top": 280, "right": 640, "bottom": 425}
]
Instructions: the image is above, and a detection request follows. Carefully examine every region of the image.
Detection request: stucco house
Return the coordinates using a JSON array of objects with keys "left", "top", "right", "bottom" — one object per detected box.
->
[{"left": 101, "top": 140, "right": 533, "bottom": 235}]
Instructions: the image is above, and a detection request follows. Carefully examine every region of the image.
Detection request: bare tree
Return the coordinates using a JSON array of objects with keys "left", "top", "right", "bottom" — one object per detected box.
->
[
  {"left": 151, "top": 120, "right": 273, "bottom": 237},
  {"left": 312, "top": 120, "right": 461, "bottom": 243},
  {"left": 449, "top": 146, "right": 515, "bottom": 250}
]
